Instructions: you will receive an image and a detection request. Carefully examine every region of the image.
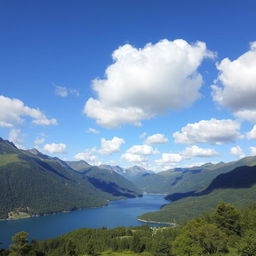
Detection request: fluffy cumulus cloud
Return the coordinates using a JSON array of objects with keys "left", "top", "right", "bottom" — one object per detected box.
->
[
  {"left": 230, "top": 146, "right": 245, "bottom": 159},
  {"left": 121, "top": 153, "right": 146, "bottom": 163},
  {"left": 247, "top": 125, "right": 256, "bottom": 140},
  {"left": 74, "top": 148, "right": 101, "bottom": 165},
  {"left": 55, "top": 86, "right": 79, "bottom": 97},
  {"left": 122, "top": 144, "right": 158, "bottom": 163},
  {"left": 156, "top": 153, "right": 183, "bottom": 164},
  {"left": 250, "top": 146, "right": 256, "bottom": 156},
  {"left": 43, "top": 143, "right": 66, "bottom": 154},
  {"left": 182, "top": 145, "right": 219, "bottom": 158},
  {"left": 144, "top": 133, "right": 168, "bottom": 145},
  {"left": 173, "top": 118, "right": 242, "bottom": 145},
  {"left": 98, "top": 136, "right": 125, "bottom": 155},
  {"left": 0, "top": 95, "right": 57, "bottom": 127},
  {"left": 126, "top": 144, "right": 159, "bottom": 155},
  {"left": 212, "top": 42, "right": 256, "bottom": 122},
  {"left": 155, "top": 145, "right": 219, "bottom": 167},
  {"left": 8, "top": 129, "right": 25, "bottom": 148},
  {"left": 84, "top": 39, "right": 213, "bottom": 128}
]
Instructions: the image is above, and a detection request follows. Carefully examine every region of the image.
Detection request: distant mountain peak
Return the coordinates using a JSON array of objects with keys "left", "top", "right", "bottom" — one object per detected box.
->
[{"left": 0, "top": 137, "right": 19, "bottom": 154}]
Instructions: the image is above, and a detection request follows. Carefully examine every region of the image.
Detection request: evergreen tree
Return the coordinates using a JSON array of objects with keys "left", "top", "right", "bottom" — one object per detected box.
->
[
  {"left": 213, "top": 202, "right": 241, "bottom": 236},
  {"left": 9, "top": 232, "right": 32, "bottom": 256}
]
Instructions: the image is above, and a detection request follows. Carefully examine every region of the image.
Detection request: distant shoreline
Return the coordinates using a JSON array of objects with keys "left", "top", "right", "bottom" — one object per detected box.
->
[{"left": 137, "top": 217, "right": 176, "bottom": 226}]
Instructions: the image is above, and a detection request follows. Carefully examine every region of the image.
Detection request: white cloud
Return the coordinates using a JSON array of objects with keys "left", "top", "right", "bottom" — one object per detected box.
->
[
  {"left": 247, "top": 125, "right": 256, "bottom": 140},
  {"left": 74, "top": 148, "right": 101, "bottom": 165},
  {"left": 212, "top": 42, "right": 256, "bottom": 122},
  {"left": 84, "top": 39, "right": 213, "bottom": 128},
  {"left": 156, "top": 153, "right": 183, "bottom": 164},
  {"left": 98, "top": 136, "right": 125, "bottom": 155},
  {"left": 55, "top": 86, "right": 68, "bottom": 97},
  {"left": 8, "top": 129, "right": 25, "bottom": 148},
  {"left": 144, "top": 133, "right": 168, "bottom": 145},
  {"left": 182, "top": 145, "right": 219, "bottom": 158},
  {"left": 0, "top": 95, "right": 57, "bottom": 127},
  {"left": 43, "top": 143, "right": 66, "bottom": 154},
  {"left": 139, "top": 132, "right": 147, "bottom": 139},
  {"left": 86, "top": 128, "right": 100, "bottom": 134},
  {"left": 121, "top": 153, "right": 147, "bottom": 163},
  {"left": 55, "top": 86, "right": 79, "bottom": 97},
  {"left": 230, "top": 146, "right": 245, "bottom": 159},
  {"left": 34, "top": 137, "right": 45, "bottom": 145},
  {"left": 235, "top": 110, "right": 256, "bottom": 123},
  {"left": 173, "top": 118, "right": 242, "bottom": 145},
  {"left": 121, "top": 144, "right": 158, "bottom": 164},
  {"left": 126, "top": 144, "right": 159, "bottom": 155},
  {"left": 250, "top": 146, "right": 256, "bottom": 156}
]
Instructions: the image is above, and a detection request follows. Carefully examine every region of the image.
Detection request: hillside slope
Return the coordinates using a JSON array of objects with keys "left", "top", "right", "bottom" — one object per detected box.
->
[
  {"left": 139, "top": 165, "right": 256, "bottom": 223},
  {"left": 0, "top": 138, "right": 141, "bottom": 219},
  {"left": 134, "top": 157, "right": 256, "bottom": 194}
]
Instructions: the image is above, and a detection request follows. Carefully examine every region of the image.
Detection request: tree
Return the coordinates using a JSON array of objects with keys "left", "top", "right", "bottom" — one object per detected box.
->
[
  {"left": 65, "top": 240, "right": 77, "bottom": 256},
  {"left": 213, "top": 201, "right": 241, "bottom": 236},
  {"left": 9, "top": 231, "right": 32, "bottom": 256},
  {"left": 238, "top": 230, "right": 256, "bottom": 256},
  {"left": 172, "top": 219, "right": 228, "bottom": 255}
]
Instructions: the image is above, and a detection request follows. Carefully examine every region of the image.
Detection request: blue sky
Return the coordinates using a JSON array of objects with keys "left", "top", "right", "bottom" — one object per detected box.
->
[{"left": 1, "top": 0, "right": 256, "bottom": 171}]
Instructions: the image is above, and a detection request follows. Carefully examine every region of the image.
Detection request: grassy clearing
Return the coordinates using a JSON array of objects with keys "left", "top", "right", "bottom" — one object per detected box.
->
[{"left": 0, "top": 154, "right": 19, "bottom": 166}]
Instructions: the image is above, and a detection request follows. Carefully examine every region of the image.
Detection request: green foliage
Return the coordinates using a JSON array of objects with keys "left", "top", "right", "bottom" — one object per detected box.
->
[
  {"left": 213, "top": 202, "right": 241, "bottom": 236},
  {"left": 238, "top": 230, "right": 256, "bottom": 256},
  {"left": 9, "top": 232, "right": 32, "bottom": 256},
  {"left": 172, "top": 219, "right": 228, "bottom": 255}
]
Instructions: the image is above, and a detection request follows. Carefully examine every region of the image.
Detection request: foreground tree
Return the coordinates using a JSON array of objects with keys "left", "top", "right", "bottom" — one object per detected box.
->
[
  {"left": 172, "top": 219, "right": 228, "bottom": 255},
  {"left": 213, "top": 202, "right": 241, "bottom": 236},
  {"left": 9, "top": 232, "right": 32, "bottom": 256}
]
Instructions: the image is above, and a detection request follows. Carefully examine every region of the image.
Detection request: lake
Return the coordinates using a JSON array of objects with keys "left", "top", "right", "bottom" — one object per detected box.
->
[{"left": 0, "top": 194, "right": 168, "bottom": 247}]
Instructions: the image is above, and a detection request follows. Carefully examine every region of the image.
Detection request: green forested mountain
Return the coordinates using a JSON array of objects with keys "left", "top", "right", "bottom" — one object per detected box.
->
[
  {"left": 139, "top": 165, "right": 256, "bottom": 224},
  {"left": 134, "top": 156, "right": 256, "bottom": 194},
  {"left": 0, "top": 138, "right": 141, "bottom": 220},
  {"left": 84, "top": 166, "right": 142, "bottom": 197}
]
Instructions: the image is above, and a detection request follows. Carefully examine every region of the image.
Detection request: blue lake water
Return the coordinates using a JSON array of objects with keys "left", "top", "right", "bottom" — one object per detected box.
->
[{"left": 0, "top": 194, "right": 168, "bottom": 247}]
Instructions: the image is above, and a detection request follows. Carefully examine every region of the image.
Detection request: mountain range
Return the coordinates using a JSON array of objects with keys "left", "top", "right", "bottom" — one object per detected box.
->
[
  {"left": 2, "top": 135, "right": 256, "bottom": 224},
  {"left": 0, "top": 137, "right": 142, "bottom": 220}
]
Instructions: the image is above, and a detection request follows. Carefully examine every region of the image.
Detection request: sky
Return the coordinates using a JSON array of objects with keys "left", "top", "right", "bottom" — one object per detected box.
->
[{"left": 1, "top": 0, "right": 256, "bottom": 171}]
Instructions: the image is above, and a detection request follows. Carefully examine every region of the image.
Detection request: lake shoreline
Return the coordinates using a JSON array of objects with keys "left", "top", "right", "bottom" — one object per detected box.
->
[{"left": 137, "top": 217, "right": 176, "bottom": 226}]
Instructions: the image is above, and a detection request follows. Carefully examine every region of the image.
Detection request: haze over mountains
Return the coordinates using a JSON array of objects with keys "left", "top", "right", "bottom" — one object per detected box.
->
[{"left": 1, "top": 135, "right": 256, "bottom": 224}]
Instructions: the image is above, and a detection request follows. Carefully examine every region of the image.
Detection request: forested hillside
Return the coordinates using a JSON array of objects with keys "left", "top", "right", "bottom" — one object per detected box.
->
[
  {"left": 0, "top": 138, "right": 141, "bottom": 220},
  {"left": 140, "top": 165, "right": 256, "bottom": 223},
  {"left": 134, "top": 156, "right": 256, "bottom": 194}
]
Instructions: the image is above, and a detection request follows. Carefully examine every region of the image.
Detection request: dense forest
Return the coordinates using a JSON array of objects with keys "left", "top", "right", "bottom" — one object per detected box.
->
[{"left": 1, "top": 202, "right": 256, "bottom": 256}]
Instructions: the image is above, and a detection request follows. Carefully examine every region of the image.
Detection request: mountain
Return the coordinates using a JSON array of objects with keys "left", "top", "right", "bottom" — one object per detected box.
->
[
  {"left": 99, "top": 165, "right": 125, "bottom": 176},
  {"left": 139, "top": 164, "right": 256, "bottom": 224},
  {"left": 0, "top": 138, "right": 141, "bottom": 220},
  {"left": 84, "top": 166, "right": 142, "bottom": 197},
  {"left": 125, "top": 165, "right": 154, "bottom": 181},
  {"left": 100, "top": 164, "right": 153, "bottom": 181},
  {"left": 66, "top": 160, "right": 91, "bottom": 171},
  {"left": 134, "top": 156, "right": 256, "bottom": 194}
]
